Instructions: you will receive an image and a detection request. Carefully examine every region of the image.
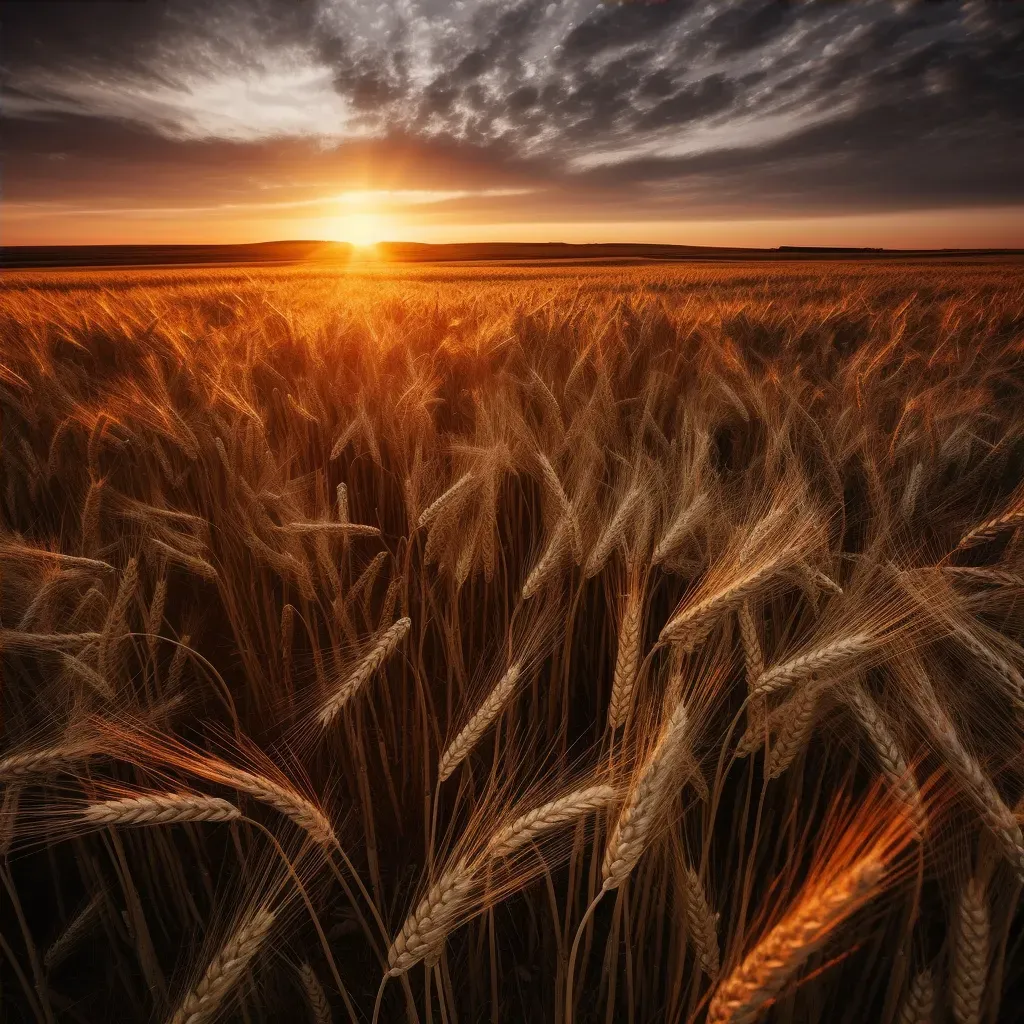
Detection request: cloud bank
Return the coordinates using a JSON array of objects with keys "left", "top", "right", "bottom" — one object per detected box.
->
[{"left": 2, "top": 0, "right": 1022, "bottom": 243}]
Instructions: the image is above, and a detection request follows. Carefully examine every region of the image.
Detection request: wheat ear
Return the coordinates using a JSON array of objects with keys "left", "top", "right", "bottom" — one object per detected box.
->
[
  {"left": 660, "top": 557, "right": 792, "bottom": 651},
  {"left": 146, "top": 578, "right": 168, "bottom": 661},
  {"left": 897, "top": 968, "right": 935, "bottom": 1024},
  {"left": 438, "top": 663, "right": 521, "bottom": 782},
  {"left": 957, "top": 506, "right": 1024, "bottom": 551},
  {"left": 299, "top": 962, "right": 332, "bottom": 1023},
  {"left": 942, "top": 566, "right": 1024, "bottom": 589},
  {"left": 603, "top": 697, "right": 690, "bottom": 891},
  {"left": 930, "top": 712, "right": 1024, "bottom": 878},
  {"left": 609, "top": 580, "right": 642, "bottom": 730},
  {"left": 1, "top": 783, "right": 23, "bottom": 854},
  {"left": 707, "top": 856, "right": 884, "bottom": 1024},
  {"left": 844, "top": 683, "right": 925, "bottom": 833},
  {"left": 654, "top": 492, "right": 709, "bottom": 564},
  {"left": 44, "top": 892, "right": 104, "bottom": 972},
  {"left": 681, "top": 863, "right": 720, "bottom": 976},
  {"left": 83, "top": 792, "right": 241, "bottom": 827},
  {"left": 950, "top": 622, "right": 1024, "bottom": 695},
  {"left": 0, "top": 543, "right": 113, "bottom": 574},
  {"left": 522, "top": 518, "right": 571, "bottom": 599},
  {"left": 168, "top": 635, "right": 191, "bottom": 692},
  {"left": 535, "top": 451, "right": 580, "bottom": 559},
  {"left": 168, "top": 907, "right": 276, "bottom": 1024},
  {"left": 802, "top": 564, "right": 843, "bottom": 596},
  {"left": 281, "top": 521, "right": 379, "bottom": 538},
  {"left": 752, "top": 632, "right": 875, "bottom": 699},
  {"left": 765, "top": 682, "right": 822, "bottom": 779},
  {"left": 951, "top": 878, "right": 988, "bottom": 1024},
  {"left": 100, "top": 556, "right": 137, "bottom": 679},
  {"left": 61, "top": 652, "right": 114, "bottom": 699},
  {"left": 418, "top": 472, "right": 474, "bottom": 528},
  {"left": 319, "top": 617, "right": 411, "bottom": 727},
  {"left": 586, "top": 486, "right": 640, "bottom": 577},
  {"left": 0, "top": 630, "right": 103, "bottom": 653},
  {"left": 487, "top": 784, "right": 619, "bottom": 858},
  {"left": 0, "top": 741, "right": 93, "bottom": 780},
  {"left": 150, "top": 538, "right": 219, "bottom": 581},
  {"left": 222, "top": 768, "right": 335, "bottom": 846},
  {"left": 387, "top": 858, "right": 477, "bottom": 976},
  {"left": 737, "top": 600, "right": 766, "bottom": 739}
]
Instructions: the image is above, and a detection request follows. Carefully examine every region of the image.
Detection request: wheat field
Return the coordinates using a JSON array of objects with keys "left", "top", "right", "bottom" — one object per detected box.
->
[{"left": 1, "top": 258, "right": 1023, "bottom": 1022}]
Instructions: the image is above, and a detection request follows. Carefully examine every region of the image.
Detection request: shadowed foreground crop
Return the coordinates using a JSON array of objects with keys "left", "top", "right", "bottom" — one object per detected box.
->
[{"left": 1, "top": 260, "right": 1024, "bottom": 1023}]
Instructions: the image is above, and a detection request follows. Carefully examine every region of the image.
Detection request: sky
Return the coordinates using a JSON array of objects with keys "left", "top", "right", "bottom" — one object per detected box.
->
[{"left": 1, "top": 0, "right": 1022, "bottom": 248}]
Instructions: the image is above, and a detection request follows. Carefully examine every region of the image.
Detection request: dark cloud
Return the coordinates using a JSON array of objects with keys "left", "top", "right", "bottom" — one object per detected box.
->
[
  {"left": 633, "top": 74, "right": 738, "bottom": 131},
  {"left": 1, "top": 0, "right": 1023, "bottom": 235},
  {"left": 701, "top": 0, "right": 795, "bottom": 56},
  {"left": 560, "top": 0, "right": 693, "bottom": 61}
]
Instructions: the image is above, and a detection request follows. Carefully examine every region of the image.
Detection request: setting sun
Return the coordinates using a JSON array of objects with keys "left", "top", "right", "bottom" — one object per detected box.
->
[{"left": 324, "top": 212, "right": 381, "bottom": 248}]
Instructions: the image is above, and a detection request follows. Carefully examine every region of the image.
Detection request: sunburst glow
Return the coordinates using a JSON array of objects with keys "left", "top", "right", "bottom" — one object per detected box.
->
[{"left": 329, "top": 211, "right": 391, "bottom": 249}]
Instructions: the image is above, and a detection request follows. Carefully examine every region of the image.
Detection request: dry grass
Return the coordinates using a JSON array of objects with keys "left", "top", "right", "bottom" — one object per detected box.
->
[{"left": 1, "top": 258, "right": 1024, "bottom": 1022}]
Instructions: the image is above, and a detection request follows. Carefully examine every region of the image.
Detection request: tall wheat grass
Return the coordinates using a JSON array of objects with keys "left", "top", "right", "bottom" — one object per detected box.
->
[{"left": 1, "top": 258, "right": 1023, "bottom": 1022}]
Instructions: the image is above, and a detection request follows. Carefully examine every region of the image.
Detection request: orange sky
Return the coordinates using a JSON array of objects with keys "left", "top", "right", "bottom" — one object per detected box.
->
[{"left": 6, "top": 197, "right": 1024, "bottom": 250}]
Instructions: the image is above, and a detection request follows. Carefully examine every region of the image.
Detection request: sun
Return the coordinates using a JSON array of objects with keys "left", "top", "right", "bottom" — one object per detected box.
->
[
  {"left": 334, "top": 212, "right": 383, "bottom": 249},
  {"left": 324, "top": 201, "right": 402, "bottom": 252}
]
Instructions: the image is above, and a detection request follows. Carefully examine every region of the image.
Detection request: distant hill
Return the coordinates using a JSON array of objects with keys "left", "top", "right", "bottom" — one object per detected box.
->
[{"left": 1, "top": 240, "right": 1020, "bottom": 269}]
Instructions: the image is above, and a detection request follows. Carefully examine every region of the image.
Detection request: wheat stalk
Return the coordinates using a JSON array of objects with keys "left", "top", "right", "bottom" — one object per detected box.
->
[
  {"left": 0, "top": 543, "right": 113, "bottom": 574},
  {"left": 0, "top": 782, "right": 23, "bottom": 854},
  {"left": 654, "top": 492, "right": 709, "bottom": 565},
  {"left": 897, "top": 968, "right": 934, "bottom": 1024},
  {"left": 660, "top": 553, "right": 797, "bottom": 651},
  {"left": 61, "top": 652, "right": 114, "bottom": 699},
  {"left": 147, "top": 578, "right": 168, "bottom": 660},
  {"left": 168, "top": 907, "right": 276, "bottom": 1024},
  {"left": 942, "top": 566, "right": 1024, "bottom": 589},
  {"left": 802, "top": 564, "right": 843, "bottom": 596},
  {"left": 765, "top": 683, "right": 823, "bottom": 779},
  {"left": 222, "top": 767, "right": 335, "bottom": 846},
  {"left": 707, "top": 856, "right": 884, "bottom": 1024},
  {"left": 534, "top": 451, "right": 580, "bottom": 559},
  {"left": 957, "top": 505, "right": 1024, "bottom": 551},
  {"left": 438, "top": 663, "right": 521, "bottom": 782},
  {"left": 752, "top": 632, "right": 875, "bottom": 699},
  {"left": 844, "top": 683, "right": 925, "bottom": 833},
  {"left": 0, "top": 741, "right": 93, "bottom": 780},
  {"left": 387, "top": 858, "right": 477, "bottom": 976},
  {"left": 279, "top": 521, "right": 380, "bottom": 537},
  {"left": 299, "top": 962, "right": 331, "bottom": 1023},
  {"left": 737, "top": 600, "right": 766, "bottom": 740},
  {"left": 81, "top": 477, "right": 104, "bottom": 553},
  {"left": 150, "top": 538, "right": 219, "bottom": 580},
  {"left": 603, "top": 697, "right": 690, "bottom": 891},
  {"left": 0, "top": 630, "right": 103, "bottom": 653},
  {"left": 83, "top": 792, "right": 241, "bottom": 827},
  {"left": 486, "top": 784, "right": 619, "bottom": 858},
  {"left": 168, "top": 636, "right": 191, "bottom": 692},
  {"left": 609, "top": 580, "right": 642, "bottom": 730},
  {"left": 522, "top": 518, "right": 571, "bottom": 599},
  {"left": 44, "top": 892, "right": 104, "bottom": 972},
  {"left": 586, "top": 486, "right": 641, "bottom": 577},
  {"left": 923, "top": 702, "right": 1024, "bottom": 878},
  {"left": 418, "top": 472, "right": 474, "bottom": 528},
  {"left": 100, "top": 556, "right": 137, "bottom": 679},
  {"left": 951, "top": 878, "right": 988, "bottom": 1024},
  {"left": 318, "top": 617, "right": 411, "bottom": 727},
  {"left": 949, "top": 622, "right": 1024, "bottom": 695},
  {"left": 681, "top": 862, "right": 720, "bottom": 976}
]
